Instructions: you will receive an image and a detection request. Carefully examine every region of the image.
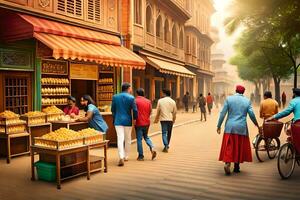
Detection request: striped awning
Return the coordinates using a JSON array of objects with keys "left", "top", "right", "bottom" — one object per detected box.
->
[
  {"left": 16, "top": 14, "right": 145, "bottom": 69},
  {"left": 145, "top": 57, "right": 195, "bottom": 78}
]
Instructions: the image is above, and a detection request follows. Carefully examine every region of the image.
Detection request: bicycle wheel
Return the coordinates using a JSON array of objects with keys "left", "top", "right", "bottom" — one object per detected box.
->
[
  {"left": 267, "top": 137, "right": 281, "bottom": 159},
  {"left": 255, "top": 135, "right": 268, "bottom": 162},
  {"left": 277, "top": 143, "right": 296, "bottom": 179}
]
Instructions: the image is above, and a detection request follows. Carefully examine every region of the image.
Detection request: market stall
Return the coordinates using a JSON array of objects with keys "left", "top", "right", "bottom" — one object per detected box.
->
[
  {"left": 21, "top": 111, "right": 51, "bottom": 146},
  {"left": 0, "top": 111, "right": 30, "bottom": 163},
  {"left": 31, "top": 128, "right": 108, "bottom": 189}
]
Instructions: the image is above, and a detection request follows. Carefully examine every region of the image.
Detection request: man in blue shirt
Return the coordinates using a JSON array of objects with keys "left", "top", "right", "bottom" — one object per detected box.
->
[
  {"left": 111, "top": 82, "right": 138, "bottom": 166},
  {"left": 268, "top": 88, "right": 300, "bottom": 122}
]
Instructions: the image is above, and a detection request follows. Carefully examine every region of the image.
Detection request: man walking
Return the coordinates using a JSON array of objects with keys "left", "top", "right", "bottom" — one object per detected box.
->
[
  {"left": 206, "top": 92, "right": 214, "bottom": 115},
  {"left": 183, "top": 92, "right": 189, "bottom": 112},
  {"left": 135, "top": 88, "right": 157, "bottom": 161},
  {"left": 154, "top": 89, "right": 177, "bottom": 153},
  {"left": 111, "top": 83, "right": 138, "bottom": 166},
  {"left": 198, "top": 94, "right": 207, "bottom": 121}
]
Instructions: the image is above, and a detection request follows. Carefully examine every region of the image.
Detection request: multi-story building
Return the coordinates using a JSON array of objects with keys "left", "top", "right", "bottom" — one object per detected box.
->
[
  {"left": 0, "top": 0, "right": 145, "bottom": 114},
  {"left": 184, "top": 0, "right": 214, "bottom": 99},
  {"left": 129, "top": 0, "right": 195, "bottom": 107}
]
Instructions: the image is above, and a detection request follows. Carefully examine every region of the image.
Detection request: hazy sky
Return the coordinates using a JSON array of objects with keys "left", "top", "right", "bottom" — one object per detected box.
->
[{"left": 211, "top": 0, "right": 240, "bottom": 60}]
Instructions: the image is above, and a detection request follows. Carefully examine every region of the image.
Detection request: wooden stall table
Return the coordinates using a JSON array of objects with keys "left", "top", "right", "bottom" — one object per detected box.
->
[
  {"left": 51, "top": 121, "right": 88, "bottom": 131},
  {"left": 27, "top": 123, "right": 52, "bottom": 146},
  {"left": 31, "top": 140, "right": 109, "bottom": 189},
  {"left": 0, "top": 132, "right": 30, "bottom": 163}
]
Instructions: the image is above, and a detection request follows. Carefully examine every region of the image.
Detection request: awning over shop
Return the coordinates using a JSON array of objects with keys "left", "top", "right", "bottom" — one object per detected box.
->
[
  {"left": 1, "top": 13, "right": 145, "bottom": 69},
  {"left": 34, "top": 32, "right": 145, "bottom": 69},
  {"left": 145, "top": 57, "right": 195, "bottom": 78}
]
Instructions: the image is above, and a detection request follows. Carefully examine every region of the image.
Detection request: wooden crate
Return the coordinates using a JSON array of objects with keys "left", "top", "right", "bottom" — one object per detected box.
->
[
  {"left": 45, "top": 112, "right": 64, "bottom": 122},
  {"left": 21, "top": 114, "right": 46, "bottom": 126},
  {"left": 33, "top": 137, "right": 84, "bottom": 150}
]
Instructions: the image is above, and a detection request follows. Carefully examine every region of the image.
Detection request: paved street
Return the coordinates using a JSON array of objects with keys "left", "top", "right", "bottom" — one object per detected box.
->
[{"left": 1, "top": 108, "right": 300, "bottom": 200}]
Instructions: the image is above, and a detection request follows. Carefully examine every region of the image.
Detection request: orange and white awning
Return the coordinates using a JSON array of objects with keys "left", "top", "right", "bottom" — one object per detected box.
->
[
  {"left": 145, "top": 56, "right": 195, "bottom": 78},
  {"left": 4, "top": 14, "right": 145, "bottom": 69},
  {"left": 34, "top": 32, "right": 145, "bottom": 69}
]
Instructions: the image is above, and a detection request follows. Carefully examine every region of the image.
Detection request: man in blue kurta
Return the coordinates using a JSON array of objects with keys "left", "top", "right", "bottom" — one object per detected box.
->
[
  {"left": 111, "top": 82, "right": 138, "bottom": 166},
  {"left": 268, "top": 88, "right": 300, "bottom": 122},
  {"left": 217, "top": 85, "right": 260, "bottom": 175}
]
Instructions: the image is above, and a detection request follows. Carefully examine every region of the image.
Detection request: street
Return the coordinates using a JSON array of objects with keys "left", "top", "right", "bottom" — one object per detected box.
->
[{"left": 0, "top": 108, "right": 300, "bottom": 200}]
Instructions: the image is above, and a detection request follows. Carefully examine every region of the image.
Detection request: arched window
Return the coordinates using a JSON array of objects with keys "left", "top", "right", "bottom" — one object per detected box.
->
[
  {"left": 156, "top": 15, "right": 163, "bottom": 38},
  {"left": 164, "top": 19, "right": 170, "bottom": 43},
  {"left": 146, "top": 5, "right": 154, "bottom": 33},
  {"left": 179, "top": 29, "right": 183, "bottom": 49},
  {"left": 172, "top": 25, "right": 178, "bottom": 47},
  {"left": 134, "top": 0, "right": 142, "bottom": 25}
]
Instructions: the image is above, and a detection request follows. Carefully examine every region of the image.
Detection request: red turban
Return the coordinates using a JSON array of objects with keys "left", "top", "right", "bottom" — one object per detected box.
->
[{"left": 236, "top": 85, "right": 245, "bottom": 94}]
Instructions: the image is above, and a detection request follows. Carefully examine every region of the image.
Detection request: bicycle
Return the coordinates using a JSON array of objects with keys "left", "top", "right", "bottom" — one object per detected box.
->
[
  {"left": 254, "top": 120, "right": 283, "bottom": 162},
  {"left": 277, "top": 120, "right": 300, "bottom": 179}
]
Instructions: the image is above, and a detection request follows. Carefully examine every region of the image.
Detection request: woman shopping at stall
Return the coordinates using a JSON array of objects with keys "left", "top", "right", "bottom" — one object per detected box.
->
[{"left": 77, "top": 95, "right": 108, "bottom": 140}]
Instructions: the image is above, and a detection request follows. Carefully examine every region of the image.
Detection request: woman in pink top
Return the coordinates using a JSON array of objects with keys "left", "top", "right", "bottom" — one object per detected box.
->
[{"left": 63, "top": 96, "right": 79, "bottom": 118}]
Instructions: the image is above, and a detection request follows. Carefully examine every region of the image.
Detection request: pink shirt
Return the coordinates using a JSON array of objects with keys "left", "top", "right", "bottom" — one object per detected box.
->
[{"left": 63, "top": 106, "right": 79, "bottom": 115}]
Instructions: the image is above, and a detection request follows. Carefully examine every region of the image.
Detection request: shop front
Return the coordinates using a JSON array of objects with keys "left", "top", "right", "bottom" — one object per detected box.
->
[
  {"left": 0, "top": 12, "right": 145, "bottom": 152},
  {"left": 133, "top": 55, "right": 195, "bottom": 108}
]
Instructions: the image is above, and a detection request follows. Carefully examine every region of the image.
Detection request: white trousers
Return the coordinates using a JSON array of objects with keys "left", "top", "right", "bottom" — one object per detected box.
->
[{"left": 115, "top": 126, "right": 132, "bottom": 159}]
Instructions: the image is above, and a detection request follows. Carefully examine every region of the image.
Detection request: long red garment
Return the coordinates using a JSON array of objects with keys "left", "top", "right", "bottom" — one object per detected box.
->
[{"left": 219, "top": 133, "right": 252, "bottom": 163}]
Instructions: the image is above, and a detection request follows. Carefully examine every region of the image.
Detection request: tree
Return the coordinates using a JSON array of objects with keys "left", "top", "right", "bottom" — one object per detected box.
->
[
  {"left": 225, "top": 0, "right": 300, "bottom": 88},
  {"left": 231, "top": 31, "right": 293, "bottom": 104}
]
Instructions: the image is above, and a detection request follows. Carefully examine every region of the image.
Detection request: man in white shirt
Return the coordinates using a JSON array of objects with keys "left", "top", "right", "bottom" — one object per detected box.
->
[{"left": 154, "top": 89, "right": 177, "bottom": 152}]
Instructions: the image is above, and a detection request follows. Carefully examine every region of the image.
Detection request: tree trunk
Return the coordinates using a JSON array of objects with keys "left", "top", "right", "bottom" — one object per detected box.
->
[
  {"left": 294, "top": 66, "right": 298, "bottom": 88},
  {"left": 273, "top": 77, "right": 281, "bottom": 106}
]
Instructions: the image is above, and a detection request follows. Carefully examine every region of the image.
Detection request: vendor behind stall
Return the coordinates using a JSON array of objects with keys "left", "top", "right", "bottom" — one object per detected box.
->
[
  {"left": 77, "top": 95, "right": 108, "bottom": 140},
  {"left": 64, "top": 96, "right": 80, "bottom": 117}
]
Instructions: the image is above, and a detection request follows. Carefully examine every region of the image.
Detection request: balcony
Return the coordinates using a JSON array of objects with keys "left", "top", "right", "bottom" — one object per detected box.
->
[
  {"left": 146, "top": 32, "right": 155, "bottom": 47},
  {"left": 164, "top": 42, "right": 172, "bottom": 53},
  {"left": 156, "top": 37, "right": 164, "bottom": 50},
  {"left": 172, "top": 45, "right": 178, "bottom": 56}
]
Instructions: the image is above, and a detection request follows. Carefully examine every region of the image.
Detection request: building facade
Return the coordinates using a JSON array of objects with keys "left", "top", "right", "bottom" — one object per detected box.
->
[
  {"left": 184, "top": 0, "right": 214, "bottom": 100},
  {"left": 128, "top": 0, "right": 215, "bottom": 108},
  {"left": 0, "top": 0, "right": 145, "bottom": 114}
]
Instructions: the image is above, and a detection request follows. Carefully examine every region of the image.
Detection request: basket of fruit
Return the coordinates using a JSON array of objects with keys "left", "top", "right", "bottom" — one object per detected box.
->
[
  {"left": 33, "top": 128, "right": 84, "bottom": 150},
  {"left": 42, "top": 106, "right": 64, "bottom": 122},
  {"left": 78, "top": 128, "right": 104, "bottom": 145},
  {"left": 21, "top": 111, "right": 46, "bottom": 126}
]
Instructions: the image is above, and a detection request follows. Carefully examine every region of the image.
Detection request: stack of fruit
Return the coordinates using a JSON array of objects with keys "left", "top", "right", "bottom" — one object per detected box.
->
[
  {"left": 22, "top": 111, "right": 46, "bottom": 125},
  {"left": 43, "top": 106, "right": 64, "bottom": 122}
]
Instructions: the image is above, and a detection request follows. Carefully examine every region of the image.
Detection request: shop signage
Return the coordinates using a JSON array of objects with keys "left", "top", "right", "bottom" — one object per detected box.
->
[
  {"left": 70, "top": 63, "right": 98, "bottom": 80},
  {"left": 41, "top": 59, "right": 68, "bottom": 75}
]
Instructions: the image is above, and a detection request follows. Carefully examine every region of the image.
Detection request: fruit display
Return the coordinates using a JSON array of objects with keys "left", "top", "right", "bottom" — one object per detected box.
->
[
  {"left": 21, "top": 111, "right": 46, "bottom": 125},
  {"left": 34, "top": 128, "right": 103, "bottom": 149},
  {"left": 41, "top": 78, "right": 69, "bottom": 85},
  {"left": 43, "top": 105, "right": 64, "bottom": 114},
  {"left": 0, "top": 110, "right": 19, "bottom": 119},
  {"left": 42, "top": 98, "right": 68, "bottom": 105},
  {"left": 99, "top": 78, "right": 113, "bottom": 84},
  {"left": 98, "top": 93, "right": 113, "bottom": 100},
  {"left": 0, "top": 124, "right": 26, "bottom": 134},
  {"left": 98, "top": 85, "right": 113, "bottom": 92},
  {"left": 43, "top": 106, "right": 64, "bottom": 121},
  {"left": 78, "top": 128, "right": 103, "bottom": 144},
  {"left": 41, "top": 87, "right": 69, "bottom": 95}
]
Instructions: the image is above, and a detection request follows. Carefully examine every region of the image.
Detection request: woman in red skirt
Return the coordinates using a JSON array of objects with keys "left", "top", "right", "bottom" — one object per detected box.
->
[{"left": 217, "top": 85, "right": 260, "bottom": 175}]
